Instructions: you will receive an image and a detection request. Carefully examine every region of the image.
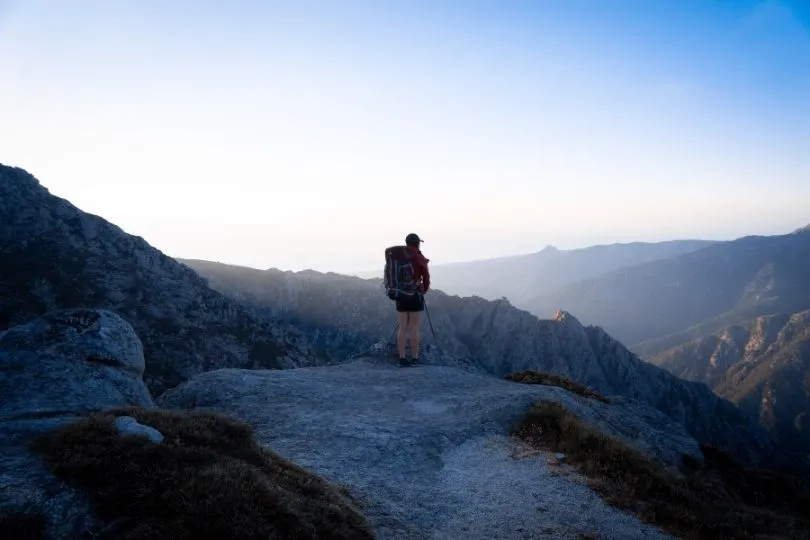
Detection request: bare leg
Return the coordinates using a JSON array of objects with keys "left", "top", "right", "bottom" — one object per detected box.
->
[
  {"left": 408, "top": 312, "right": 422, "bottom": 360},
  {"left": 396, "top": 312, "right": 409, "bottom": 358}
]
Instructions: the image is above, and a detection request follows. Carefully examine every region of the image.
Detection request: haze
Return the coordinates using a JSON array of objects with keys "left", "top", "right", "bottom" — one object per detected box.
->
[{"left": 2, "top": 0, "right": 809, "bottom": 273}]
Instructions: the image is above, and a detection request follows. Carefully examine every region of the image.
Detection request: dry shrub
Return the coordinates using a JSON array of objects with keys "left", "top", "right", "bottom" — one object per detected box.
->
[
  {"left": 29, "top": 407, "right": 374, "bottom": 540},
  {"left": 505, "top": 370, "right": 609, "bottom": 403},
  {"left": 514, "top": 400, "right": 810, "bottom": 540}
]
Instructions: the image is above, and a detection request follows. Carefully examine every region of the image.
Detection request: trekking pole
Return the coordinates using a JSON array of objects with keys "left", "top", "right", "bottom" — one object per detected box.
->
[
  {"left": 422, "top": 296, "right": 442, "bottom": 357},
  {"left": 388, "top": 322, "right": 398, "bottom": 346}
]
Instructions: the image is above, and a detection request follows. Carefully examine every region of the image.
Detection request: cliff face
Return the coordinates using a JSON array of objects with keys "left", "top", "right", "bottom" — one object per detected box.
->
[
  {"left": 0, "top": 165, "right": 326, "bottom": 394},
  {"left": 650, "top": 311, "right": 810, "bottom": 456},
  {"left": 182, "top": 259, "right": 794, "bottom": 470}
]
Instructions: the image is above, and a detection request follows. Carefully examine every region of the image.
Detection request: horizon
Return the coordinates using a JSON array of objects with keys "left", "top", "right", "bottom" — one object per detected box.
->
[
  {"left": 179, "top": 223, "right": 804, "bottom": 276},
  {"left": 3, "top": 1, "right": 810, "bottom": 273}
]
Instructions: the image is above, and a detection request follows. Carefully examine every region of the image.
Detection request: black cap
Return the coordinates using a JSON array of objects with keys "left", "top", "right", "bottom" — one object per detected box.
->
[{"left": 405, "top": 233, "right": 423, "bottom": 246}]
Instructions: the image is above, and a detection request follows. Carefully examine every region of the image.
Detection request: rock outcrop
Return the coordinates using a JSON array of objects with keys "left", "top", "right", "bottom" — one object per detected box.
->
[
  {"left": 181, "top": 259, "right": 787, "bottom": 470},
  {"left": 649, "top": 310, "right": 810, "bottom": 456},
  {"left": 0, "top": 309, "right": 156, "bottom": 539},
  {"left": 0, "top": 164, "right": 327, "bottom": 394},
  {"left": 158, "top": 360, "right": 690, "bottom": 539},
  {"left": 113, "top": 415, "right": 165, "bottom": 443},
  {"left": 0, "top": 309, "right": 376, "bottom": 540},
  {"left": 0, "top": 309, "right": 154, "bottom": 420}
]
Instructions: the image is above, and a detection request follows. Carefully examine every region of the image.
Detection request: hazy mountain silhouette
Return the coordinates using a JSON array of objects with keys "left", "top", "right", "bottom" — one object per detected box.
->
[
  {"left": 357, "top": 240, "right": 713, "bottom": 305},
  {"left": 524, "top": 230, "right": 810, "bottom": 349}
]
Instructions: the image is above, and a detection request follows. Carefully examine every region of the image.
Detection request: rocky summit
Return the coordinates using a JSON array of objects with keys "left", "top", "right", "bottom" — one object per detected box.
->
[{"left": 158, "top": 360, "right": 690, "bottom": 539}]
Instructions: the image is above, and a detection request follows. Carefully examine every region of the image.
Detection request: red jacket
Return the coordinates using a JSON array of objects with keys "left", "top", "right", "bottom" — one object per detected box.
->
[{"left": 407, "top": 246, "right": 430, "bottom": 293}]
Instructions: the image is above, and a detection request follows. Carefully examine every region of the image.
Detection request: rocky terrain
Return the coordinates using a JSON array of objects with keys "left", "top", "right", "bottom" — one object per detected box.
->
[
  {"left": 0, "top": 164, "right": 328, "bottom": 394},
  {"left": 0, "top": 308, "right": 686, "bottom": 540},
  {"left": 649, "top": 310, "right": 810, "bottom": 455},
  {"left": 182, "top": 259, "right": 795, "bottom": 470},
  {"left": 4, "top": 308, "right": 806, "bottom": 539},
  {"left": 0, "top": 309, "right": 371, "bottom": 540},
  {"left": 157, "top": 360, "right": 689, "bottom": 539}
]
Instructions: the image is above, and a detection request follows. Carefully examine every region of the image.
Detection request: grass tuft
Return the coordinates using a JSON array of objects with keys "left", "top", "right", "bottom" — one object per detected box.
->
[
  {"left": 505, "top": 370, "right": 609, "bottom": 403},
  {"left": 514, "top": 400, "right": 810, "bottom": 540},
  {"left": 29, "top": 407, "right": 374, "bottom": 540}
]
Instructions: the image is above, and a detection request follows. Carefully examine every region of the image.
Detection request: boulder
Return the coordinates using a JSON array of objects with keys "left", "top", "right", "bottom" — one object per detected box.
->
[
  {"left": 0, "top": 309, "right": 154, "bottom": 540},
  {"left": 0, "top": 308, "right": 153, "bottom": 420},
  {"left": 113, "top": 415, "right": 164, "bottom": 444}
]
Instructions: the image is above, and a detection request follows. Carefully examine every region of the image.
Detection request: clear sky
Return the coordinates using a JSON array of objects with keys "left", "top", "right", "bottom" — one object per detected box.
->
[{"left": 1, "top": 0, "right": 809, "bottom": 273}]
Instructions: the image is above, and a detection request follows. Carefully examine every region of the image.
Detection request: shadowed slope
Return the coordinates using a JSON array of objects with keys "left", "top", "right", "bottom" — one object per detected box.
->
[{"left": 0, "top": 164, "right": 326, "bottom": 394}]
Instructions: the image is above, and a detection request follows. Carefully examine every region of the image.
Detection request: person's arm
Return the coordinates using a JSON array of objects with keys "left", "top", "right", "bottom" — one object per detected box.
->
[{"left": 420, "top": 253, "right": 431, "bottom": 292}]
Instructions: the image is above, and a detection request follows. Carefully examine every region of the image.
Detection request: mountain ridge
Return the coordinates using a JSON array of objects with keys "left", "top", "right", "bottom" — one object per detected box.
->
[
  {"left": 353, "top": 239, "right": 714, "bottom": 303},
  {"left": 0, "top": 164, "right": 327, "bottom": 394},
  {"left": 524, "top": 230, "right": 810, "bottom": 348}
]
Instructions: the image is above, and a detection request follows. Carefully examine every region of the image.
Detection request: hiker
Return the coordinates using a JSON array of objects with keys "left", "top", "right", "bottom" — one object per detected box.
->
[{"left": 384, "top": 233, "right": 431, "bottom": 367}]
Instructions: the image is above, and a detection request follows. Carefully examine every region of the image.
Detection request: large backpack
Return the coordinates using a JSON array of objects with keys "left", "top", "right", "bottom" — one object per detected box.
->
[{"left": 383, "top": 245, "right": 419, "bottom": 300}]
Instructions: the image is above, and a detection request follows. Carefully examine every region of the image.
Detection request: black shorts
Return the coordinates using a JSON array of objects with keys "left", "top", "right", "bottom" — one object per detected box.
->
[{"left": 396, "top": 293, "right": 424, "bottom": 312}]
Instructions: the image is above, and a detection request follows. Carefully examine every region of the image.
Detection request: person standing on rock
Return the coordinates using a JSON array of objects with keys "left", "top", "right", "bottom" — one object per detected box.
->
[{"left": 388, "top": 233, "right": 430, "bottom": 367}]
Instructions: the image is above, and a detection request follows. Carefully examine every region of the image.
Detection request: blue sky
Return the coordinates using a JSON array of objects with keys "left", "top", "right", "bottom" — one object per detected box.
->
[{"left": 1, "top": 0, "right": 809, "bottom": 272}]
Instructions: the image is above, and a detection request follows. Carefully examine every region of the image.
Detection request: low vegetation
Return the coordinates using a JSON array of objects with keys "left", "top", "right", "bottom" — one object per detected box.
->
[
  {"left": 514, "top": 400, "right": 810, "bottom": 540},
  {"left": 29, "top": 407, "right": 374, "bottom": 540},
  {"left": 504, "top": 370, "right": 609, "bottom": 403}
]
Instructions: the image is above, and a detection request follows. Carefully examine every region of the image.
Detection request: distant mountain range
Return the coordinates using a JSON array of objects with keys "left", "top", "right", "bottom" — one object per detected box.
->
[
  {"left": 524, "top": 230, "right": 810, "bottom": 348},
  {"left": 0, "top": 164, "right": 327, "bottom": 394},
  {"left": 355, "top": 240, "right": 713, "bottom": 306}
]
